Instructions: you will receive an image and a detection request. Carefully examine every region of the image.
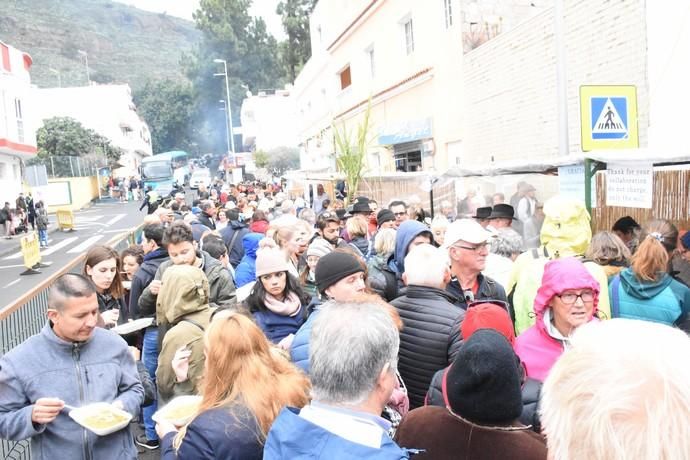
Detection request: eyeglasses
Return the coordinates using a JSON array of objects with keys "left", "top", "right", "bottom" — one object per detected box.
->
[
  {"left": 557, "top": 290, "right": 595, "bottom": 305},
  {"left": 453, "top": 242, "right": 489, "bottom": 252}
]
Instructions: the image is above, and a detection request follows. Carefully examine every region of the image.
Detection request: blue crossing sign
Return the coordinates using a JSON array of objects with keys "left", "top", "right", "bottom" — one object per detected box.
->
[{"left": 580, "top": 86, "right": 638, "bottom": 151}]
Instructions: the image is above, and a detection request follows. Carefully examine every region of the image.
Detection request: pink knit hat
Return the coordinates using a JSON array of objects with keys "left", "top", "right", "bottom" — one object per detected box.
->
[
  {"left": 533, "top": 257, "right": 600, "bottom": 318},
  {"left": 255, "top": 248, "right": 290, "bottom": 278}
]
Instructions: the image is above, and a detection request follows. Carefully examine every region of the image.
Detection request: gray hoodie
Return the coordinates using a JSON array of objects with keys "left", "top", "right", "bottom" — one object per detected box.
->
[{"left": 0, "top": 323, "right": 144, "bottom": 460}]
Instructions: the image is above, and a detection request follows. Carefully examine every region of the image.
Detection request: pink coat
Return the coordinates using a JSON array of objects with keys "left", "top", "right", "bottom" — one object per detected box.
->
[{"left": 514, "top": 257, "right": 600, "bottom": 382}]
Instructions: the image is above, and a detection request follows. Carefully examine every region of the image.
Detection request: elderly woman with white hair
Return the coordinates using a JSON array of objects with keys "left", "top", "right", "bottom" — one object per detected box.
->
[
  {"left": 484, "top": 227, "right": 524, "bottom": 288},
  {"left": 541, "top": 319, "right": 690, "bottom": 459},
  {"left": 264, "top": 301, "right": 411, "bottom": 458}
]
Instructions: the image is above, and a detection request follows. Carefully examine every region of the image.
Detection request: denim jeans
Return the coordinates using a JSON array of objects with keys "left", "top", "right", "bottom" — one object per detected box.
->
[
  {"left": 38, "top": 229, "right": 48, "bottom": 246},
  {"left": 142, "top": 327, "right": 159, "bottom": 441}
]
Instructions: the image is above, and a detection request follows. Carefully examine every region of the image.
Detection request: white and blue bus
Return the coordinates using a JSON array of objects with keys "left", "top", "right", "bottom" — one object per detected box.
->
[{"left": 140, "top": 151, "right": 190, "bottom": 196}]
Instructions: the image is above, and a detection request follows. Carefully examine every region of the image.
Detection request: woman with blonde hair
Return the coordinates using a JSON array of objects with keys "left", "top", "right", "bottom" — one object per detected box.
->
[
  {"left": 609, "top": 219, "right": 690, "bottom": 331},
  {"left": 82, "top": 244, "right": 126, "bottom": 328},
  {"left": 156, "top": 311, "right": 310, "bottom": 459},
  {"left": 346, "top": 216, "right": 370, "bottom": 257},
  {"left": 585, "top": 231, "right": 631, "bottom": 280}
]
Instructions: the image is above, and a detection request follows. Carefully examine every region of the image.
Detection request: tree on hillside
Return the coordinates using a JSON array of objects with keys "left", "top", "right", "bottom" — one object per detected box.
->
[
  {"left": 134, "top": 79, "right": 196, "bottom": 153},
  {"left": 277, "top": 0, "right": 317, "bottom": 82},
  {"left": 185, "top": 0, "right": 285, "bottom": 155}
]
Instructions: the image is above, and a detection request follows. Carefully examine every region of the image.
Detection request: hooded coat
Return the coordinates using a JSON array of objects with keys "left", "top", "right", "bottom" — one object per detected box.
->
[
  {"left": 235, "top": 233, "right": 264, "bottom": 287},
  {"left": 155, "top": 265, "right": 213, "bottom": 405},
  {"left": 129, "top": 247, "right": 169, "bottom": 319},
  {"left": 514, "top": 258, "right": 600, "bottom": 382},
  {"left": 610, "top": 267, "right": 690, "bottom": 329}
]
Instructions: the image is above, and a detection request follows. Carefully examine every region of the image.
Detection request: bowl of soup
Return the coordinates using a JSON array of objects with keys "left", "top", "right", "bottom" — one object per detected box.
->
[
  {"left": 68, "top": 403, "right": 132, "bottom": 436},
  {"left": 153, "top": 395, "right": 202, "bottom": 426}
]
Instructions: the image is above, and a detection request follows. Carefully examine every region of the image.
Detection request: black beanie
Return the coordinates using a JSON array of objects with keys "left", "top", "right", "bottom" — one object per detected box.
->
[
  {"left": 315, "top": 251, "right": 363, "bottom": 295},
  {"left": 445, "top": 329, "right": 523, "bottom": 425},
  {"left": 377, "top": 209, "right": 395, "bottom": 227}
]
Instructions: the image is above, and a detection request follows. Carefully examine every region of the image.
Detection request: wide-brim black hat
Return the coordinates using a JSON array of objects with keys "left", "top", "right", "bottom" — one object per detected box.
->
[
  {"left": 472, "top": 206, "right": 492, "bottom": 219},
  {"left": 488, "top": 204, "right": 517, "bottom": 220}
]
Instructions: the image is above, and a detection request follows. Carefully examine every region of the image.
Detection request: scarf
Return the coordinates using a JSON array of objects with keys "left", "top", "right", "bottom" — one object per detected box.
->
[{"left": 263, "top": 292, "right": 301, "bottom": 317}]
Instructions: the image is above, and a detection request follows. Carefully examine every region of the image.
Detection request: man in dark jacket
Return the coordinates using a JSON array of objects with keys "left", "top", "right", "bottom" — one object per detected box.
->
[
  {"left": 391, "top": 244, "right": 464, "bottom": 408},
  {"left": 128, "top": 223, "right": 169, "bottom": 450},
  {"left": 444, "top": 219, "right": 508, "bottom": 310},
  {"left": 220, "top": 208, "right": 249, "bottom": 268},
  {"left": 197, "top": 200, "right": 216, "bottom": 230}
]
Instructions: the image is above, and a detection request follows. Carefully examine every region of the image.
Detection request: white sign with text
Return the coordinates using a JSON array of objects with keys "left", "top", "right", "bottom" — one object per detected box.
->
[{"left": 606, "top": 163, "right": 653, "bottom": 209}]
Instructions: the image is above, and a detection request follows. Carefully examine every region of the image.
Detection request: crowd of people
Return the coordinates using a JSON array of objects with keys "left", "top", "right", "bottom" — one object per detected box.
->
[
  {"left": 2, "top": 177, "right": 690, "bottom": 460},
  {"left": 0, "top": 192, "right": 47, "bottom": 240}
]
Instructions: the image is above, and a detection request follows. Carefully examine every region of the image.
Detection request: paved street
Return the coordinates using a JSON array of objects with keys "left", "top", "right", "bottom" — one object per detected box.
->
[{"left": 0, "top": 199, "right": 145, "bottom": 310}]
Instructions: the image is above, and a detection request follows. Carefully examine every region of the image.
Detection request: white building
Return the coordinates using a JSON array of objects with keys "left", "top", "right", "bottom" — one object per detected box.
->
[
  {"left": 240, "top": 87, "right": 298, "bottom": 153},
  {"left": 31, "top": 84, "right": 152, "bottom": 177},
  {"left": 0, "top": 40, "right": 37, "bottom": 204}
]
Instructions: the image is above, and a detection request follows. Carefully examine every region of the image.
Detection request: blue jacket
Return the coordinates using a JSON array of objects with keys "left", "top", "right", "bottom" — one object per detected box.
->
[
  {"left": 254, "top": 304, "right": 307, "bottom": 344},
  {"left": 0, "top": 323, "right": 144, "bottom": 460},
  {"left": 264, "top": 407, "right": 410, "bottom": 459},
  {"left": 235, "top": 233, "right": 264, "bottom": 287},
  {"left": 161, "top": 405, "right": 262, "bottom": 459},
  {"left": 393, "top": 221, "right": 432, "bottom": 275},
  {"left": 610, "top": 268, "right": 690, "bottom": 327},
  {"left": 289, "top": 297, "right": 323, "bottom": 373}
]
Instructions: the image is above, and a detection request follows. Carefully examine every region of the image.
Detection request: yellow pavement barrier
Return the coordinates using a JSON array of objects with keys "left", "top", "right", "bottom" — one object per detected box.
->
[
  {"left": 20, "top": 232, "right": 41, "bottom": 275},
  {"left": 56, "top": 208, "right": 75, "bottom": 231}
]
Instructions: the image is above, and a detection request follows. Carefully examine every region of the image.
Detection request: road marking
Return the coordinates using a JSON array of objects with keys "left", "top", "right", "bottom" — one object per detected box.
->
[
  {"left": 102, "top": 228, "right": 132, "bottom": 234},
  {"left": 67, "top": 235, "right": 104, "bottom": 254},
  {"left": 76, "top": 215, "right": 104, "bottom": 222},
  {"left": 0, "top": 264, "right": 28, "bottom": 269},
  {"left": 3, "top": 279, "right": 21, "bottom": 288},
  {"left": 41, "top": 236, "right": 80, "bottom": 256},
  {"left": 104, "top": 214, "right": 126, "bottom": 226}
]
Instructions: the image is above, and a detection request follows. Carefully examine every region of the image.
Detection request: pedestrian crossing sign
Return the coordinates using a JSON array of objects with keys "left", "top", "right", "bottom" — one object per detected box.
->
[{"left": 580, "top": 85, "right": 638, "bottom": 151}]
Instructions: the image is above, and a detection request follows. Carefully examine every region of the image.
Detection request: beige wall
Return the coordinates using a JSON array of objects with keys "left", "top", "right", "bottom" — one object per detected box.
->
[
  {"left": 35, "top": 176, "right": 99, "bottom": 213},
  {"left": 462, "top": 0, "right": 648, "bottom": 166}
]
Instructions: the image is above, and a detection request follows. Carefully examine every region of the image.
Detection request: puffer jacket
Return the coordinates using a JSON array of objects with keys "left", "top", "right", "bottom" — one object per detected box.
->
[
  {"left": 390, "top": 286, "right": 464, "bottom": 408},
  {"left": 290, "top": 297, "right": 323, "bottom": 373},
  {"left": 155, "top": 265, "right": 214, "bottom": 405},
  {"left": 253, "top": 303, "right": 307, "bottom": 344},
  {"left": 610, "top": 268, "right": 690, "bottom": 331},
  {"left": 348, "top": 236, "right": 370, "bottom": 259},
  {"left": 425, "top": 366, "right": 543, "bottom": 433},
  {"left": 129, "top": 248, "right": 169, "bottom": 319},
  {"left": 138, "top": 250, "right": 236, "bottom": 318},
  {"left": 235, "top": 233, "right": 264, "bottom": 287},
  {"left": 367, "top": 252, "right": 398, "bottom": 301}
]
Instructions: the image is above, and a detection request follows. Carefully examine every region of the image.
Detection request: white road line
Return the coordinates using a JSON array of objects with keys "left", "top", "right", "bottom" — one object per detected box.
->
[
  {"left": 3, "top": 279, "right": 21, "bottom": 288},
  {"left": 101, "top": 228, "right": 132, "bottom": 234},
  {"left": 2, "top": 238, "right": 56, "bottom": 260},
  {"left": 76, "top": 215, "right": 104, "bottom": 222},
  {"left": 67, "top": 235, "right": 104, "bottom": 254},
  {"left": 104, "top": 214, "right": 126, "bottom": 226},
  {"left": 41, "top": 236, "right": 80, "bottom": 256},
  {"left": 0, "top": 264, "right": 29, "bottom": 269}
]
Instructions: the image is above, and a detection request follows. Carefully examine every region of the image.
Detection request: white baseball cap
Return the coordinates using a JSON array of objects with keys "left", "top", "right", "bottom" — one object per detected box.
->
[{"left": 442, "top": 218, "right": 494, "bottom": 249}]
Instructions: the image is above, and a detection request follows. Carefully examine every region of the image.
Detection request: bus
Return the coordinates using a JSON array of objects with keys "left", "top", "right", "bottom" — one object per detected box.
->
[{"left": 140, "top": 151, "right": 190, "bottom": 196}]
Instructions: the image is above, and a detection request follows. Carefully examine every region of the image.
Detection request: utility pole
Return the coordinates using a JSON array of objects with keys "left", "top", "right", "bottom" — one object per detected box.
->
[
  {"left": 213, "top": 59, "right": 236, "bottom": 161},
  {"left": 78, "top": 50, "right": 91, "bottom": 86}
]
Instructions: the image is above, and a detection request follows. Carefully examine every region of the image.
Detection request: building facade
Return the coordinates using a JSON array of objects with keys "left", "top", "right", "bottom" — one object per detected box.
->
[
  {"left": 0, "top": 40, "right": 37, "bottom": 204},
  {"left": 294, "top": 0, "right": 653, "bottom": 176},
  {"left": 31, "top": 84, "right": 152, "bottom": 177},
  {"left": 240, "top": 86, "right": 298, "bottom": 153}
]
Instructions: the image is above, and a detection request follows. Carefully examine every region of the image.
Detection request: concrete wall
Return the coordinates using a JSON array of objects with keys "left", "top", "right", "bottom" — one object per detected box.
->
[
  {"left": 462, "top": 0, "right": 648, "bottom": 166},
  {"left": 32, "top": 176, "right": 99, "bottom": 212}
]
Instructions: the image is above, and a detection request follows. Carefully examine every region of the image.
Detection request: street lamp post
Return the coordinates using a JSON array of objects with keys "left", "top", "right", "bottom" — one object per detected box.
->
[
  {"left": 77, "top": 50, "right": 91, "bottom": 86},
  {"left": 213, "top": 59, "right": 236, "bottom": 160},
  {"left": 219, "top": 99, "right": 231, "bottom": 159},
  {"left": 49, "top": 68, "right": 61, "bottom": 87}
]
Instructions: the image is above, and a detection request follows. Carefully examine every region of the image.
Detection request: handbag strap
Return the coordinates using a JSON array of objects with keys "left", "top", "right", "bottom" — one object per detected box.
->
[{"left": 611, "top": 275, "right": 621, "bottom": 319}]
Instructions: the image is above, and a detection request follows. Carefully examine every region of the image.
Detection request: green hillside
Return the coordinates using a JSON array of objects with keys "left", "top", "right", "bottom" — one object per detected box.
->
[{"left": 0, "top": 0, "right": 200, "bottom": 90}]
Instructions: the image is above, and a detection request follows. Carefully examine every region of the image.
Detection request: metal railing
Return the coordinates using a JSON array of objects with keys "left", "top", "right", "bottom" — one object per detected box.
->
[{"left": 0, "top": 225, "right": 141, "bottom": 460}]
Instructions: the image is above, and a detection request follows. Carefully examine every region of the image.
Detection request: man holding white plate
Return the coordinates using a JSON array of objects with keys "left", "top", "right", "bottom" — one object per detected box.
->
[{"left": 0, "top": 273, "right": 144, "bottom": 460}]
